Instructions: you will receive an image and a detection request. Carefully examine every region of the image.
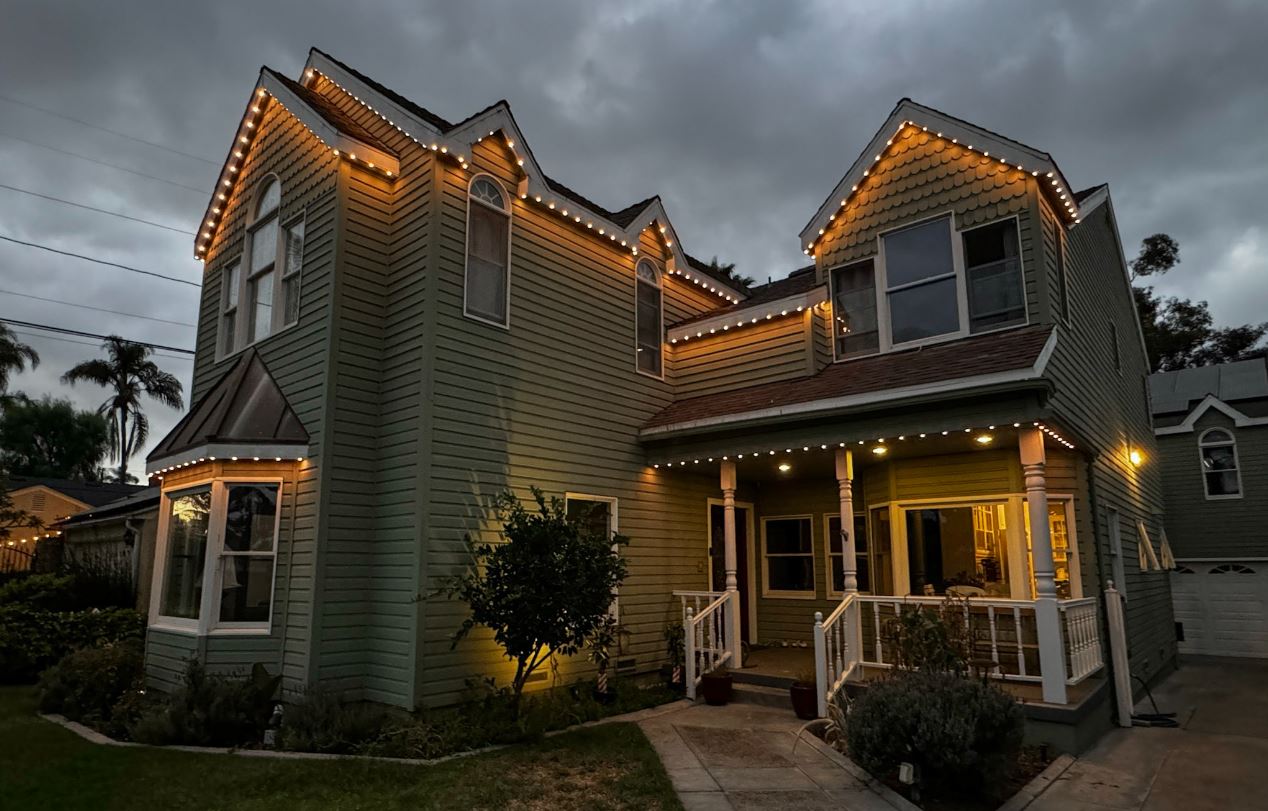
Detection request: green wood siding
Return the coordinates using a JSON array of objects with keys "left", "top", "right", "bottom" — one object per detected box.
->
[
  {"left": 145, "top": 628, "right": 198, "bottom": 692},
  {"left": 670, "top": 314, "right": 811, "bottom": 397}
]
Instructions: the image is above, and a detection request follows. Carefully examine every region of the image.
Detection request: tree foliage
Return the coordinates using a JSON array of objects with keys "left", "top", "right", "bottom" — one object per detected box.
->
[
  {"left": 704, "top": 256, "right": 755, "bottom": 288},
  {"left": 62, "top": 336, "right": 183, "bottom": 483},
  {"left": 1130, "top": 234, "right": 1267, "bottom": 371},
  {"left": 443, "top": 488, "right": 628, "bottom": 710},
  {"left": 0, "top": 471, "right": 41, "bottom": 543},
  {"left": 0, "top": 394, "right": 109, "bottom": 481},
  {"left": 0, "top": 324, "right": 38, "bottom": 395}
]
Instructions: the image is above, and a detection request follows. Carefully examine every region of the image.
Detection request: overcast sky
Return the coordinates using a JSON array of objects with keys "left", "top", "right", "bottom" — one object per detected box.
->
[{"left": 1, "top": 0, "right": 1264, "bottom": 480}]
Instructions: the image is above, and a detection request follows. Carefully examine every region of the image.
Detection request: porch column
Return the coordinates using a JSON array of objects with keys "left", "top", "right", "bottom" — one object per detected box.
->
[
  {"left": 835, "top": 449, "right": 858, "bottom": 594},
  {"left": 1020, "top": 427, "right": 1068, "bottom": 704},
  {"left": 720, "top": 460, "right": 743, "bottom": 667}
]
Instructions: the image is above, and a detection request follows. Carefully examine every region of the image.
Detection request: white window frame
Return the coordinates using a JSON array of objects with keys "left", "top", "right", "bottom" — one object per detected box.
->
[
  {"left": 827, "top": 259, "right": 880, "bottom": 362},
  {"left": 565, "top": 492, "right": 620, "bottom": 619},
  {"left": 219, "top": 258, "right": 242, "bottom": 358},
  {"left": 760, "top": 514, "right": 817, "bottom": 600},
  {"left": 961, "top": 215, "right": 1028, "bottom": 334},
  {"left": 217, "top": 175, "right": 304, "bottom": 360},
  {"left": 1198, "top": 428, "right": 1243, "bottom": 500},
  {"left": 824, "top": 511, "right": 870, "bottom": 599},
  {"left": 830, "top": 211, "right": 1030, "bottom": 362},
  {"left": 634, "top": 259, "right": 665, "bottom": 379},
  {"left": 279, "top": 213, "right": 306, "bottom": 328},
  {"left": 149, "top": 476, "right": 283, "bottom": 636},
  {"left": 463, "top": 173, "right": 513, "bottom": 329}
]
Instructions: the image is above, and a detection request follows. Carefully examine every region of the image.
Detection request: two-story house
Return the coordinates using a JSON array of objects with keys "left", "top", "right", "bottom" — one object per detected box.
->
[
  {"left": 142, "top": 49, "right": 1174, "bottom": 750},
  {"left": 1151, "top": 358, "right": 1268, "bottom": 657}
]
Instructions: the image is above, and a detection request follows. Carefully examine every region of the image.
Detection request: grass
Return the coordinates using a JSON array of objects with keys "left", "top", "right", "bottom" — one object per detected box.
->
[{"left": 0, "top": 687, "right": 683, "bottom": 811}]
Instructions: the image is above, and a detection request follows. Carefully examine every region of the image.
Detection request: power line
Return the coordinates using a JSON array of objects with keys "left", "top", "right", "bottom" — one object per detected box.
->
[
  {"left": 0, "top": 92, "right": 219, "bottom": 166},
  {"left": 0, "top": 235, "right": 202, "bottom": 288},
  {"left": 0, "top": 182, "right": 195, "bottom": 235},
  {"left": 0, "top": 318, "right": 195, "bottom": 355},
  {"left": 10, "top": 329, "right": 194, "bottom": 364},
  {"left": 0, "top": 289, "right": 196, "bottom": 327},
  {"left": 0, "top": 131, "right": 207, "bottom": 195}
]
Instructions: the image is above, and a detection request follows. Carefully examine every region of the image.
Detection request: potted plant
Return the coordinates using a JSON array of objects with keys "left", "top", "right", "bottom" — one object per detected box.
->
[
  {"left": 700, "top": 669, "right": 732, "bottom": 705},
  {"left": 662, "top": 621, "right": 685, "bottom": 693},
  {"left": 790, "top": 671, "right": 818, "bottom": 720}
]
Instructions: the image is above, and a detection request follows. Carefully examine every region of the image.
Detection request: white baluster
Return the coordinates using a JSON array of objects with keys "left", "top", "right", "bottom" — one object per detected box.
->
[
  {"left": 988, "top": 606, "right": 1000, "bottom": 668},
  {"left": 1014, "top": 606, "right": 1025, "bottom": 677}
]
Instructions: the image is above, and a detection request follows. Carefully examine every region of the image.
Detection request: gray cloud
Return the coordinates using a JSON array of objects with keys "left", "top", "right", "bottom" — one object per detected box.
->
[{"left": 1, "top": 0, "right": 1265, "bottom": 477}]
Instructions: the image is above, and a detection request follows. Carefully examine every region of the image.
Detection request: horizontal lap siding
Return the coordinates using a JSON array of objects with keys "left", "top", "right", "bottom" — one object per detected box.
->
[
  {"left": 420, "top": 136, "right": 722, "bottom": 707},
  {"left": 159, "top": 102, "right": 338, "bottom": 692},
  {"left": 670, "top": 314, "right": 811, "bottom": 397},
  {"left": 145, "top": 629, "right": 197, "bottom": 692},
  {"left": 1045, "top": 200, "right": 1173, "bottom": 685},
  {"left": 1158, "top": 412, "right": 1268, "bottom": 559}
]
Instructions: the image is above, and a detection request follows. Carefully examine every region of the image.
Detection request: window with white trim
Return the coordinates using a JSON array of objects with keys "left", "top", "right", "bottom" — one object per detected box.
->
[
  {"left": 635, "top": 260, "right": 663, "bottom": 376},
  {"left": 762, "top": 516, "right": 815, "bottom": 596},
  {"left": 963, "top": 219, "right": 1025, "bottom": 333},
  {"left": 280, "top": 218, "right": 304, "bottom": 326},
  {"left": 884, "top": 216, "right": 960, "bottom": 344},
  {"left": 220, "top": 261, "right": 240, "bottom": 356},
  {"left": 216, "top": 483, "right": 279, "bottom": 624},
  {"left": 830, "top": 260, "right": 878, "bottom": 359},
  {"left": 1199, "top": 428, "right": 1241, "bottom": 498},
  {"left": 248, "top": 179, "right": 280, "bottom": 343},
  {"left": 159, "top": 487, "right": 212, "bottom": 620},
  {"left": 465, "top": 175, "right": 510, "bottom": 325}
]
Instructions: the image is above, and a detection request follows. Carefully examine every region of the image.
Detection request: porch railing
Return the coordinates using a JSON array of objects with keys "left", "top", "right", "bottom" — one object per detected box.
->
[
  {"left": 679, "top": 591, "right": 735, "bottom": 700},
  {"left": 813, "top": 593, "right": 859, "bottom": 717},
  {"left": 1059, "top": 597, "right": 1103, "bottom": 684},
  {"left": 674, "top": 590, "right": 725, "bottom": 626}
]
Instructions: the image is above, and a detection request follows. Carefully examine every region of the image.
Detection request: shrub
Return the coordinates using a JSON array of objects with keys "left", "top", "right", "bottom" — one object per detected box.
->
[
  {"left": 0, "top": 605, "right": 144, "bottom": 683},
  {"left": 37, "top": 639, "right": 144, "bottom": 730},
  {"left": 882, "top": 597, "right": 972, "bottom": 676},
  {"left": 846, "top": 671, "right": 1024, "bottom": 798},
  {"left": 276, "top": 687, "right": 391, "bottom": 754},
  {"left": 0, "top": 574, "right": 76, "bottom": 610},
  {"left": 129, "top": 660, "right": 280, "bottom": 747}
]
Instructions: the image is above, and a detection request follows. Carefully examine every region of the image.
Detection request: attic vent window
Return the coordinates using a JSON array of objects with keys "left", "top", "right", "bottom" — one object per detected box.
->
[{"left": 31, "top": 493, "right": 46, "bottom": 512}]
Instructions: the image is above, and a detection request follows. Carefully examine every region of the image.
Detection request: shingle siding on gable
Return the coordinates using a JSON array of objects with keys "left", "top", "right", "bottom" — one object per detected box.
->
[{"left": 1158, "top": 412, "right": 1268, "bottom": 559}]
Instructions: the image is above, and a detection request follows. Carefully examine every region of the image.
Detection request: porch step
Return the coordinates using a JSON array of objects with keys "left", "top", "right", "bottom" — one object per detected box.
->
[
  {"left": 731, "top": 682, "right": 793, "bottom": 710},
  {"left": 732, "top": 669, "right": 797, "bottom": 690}
]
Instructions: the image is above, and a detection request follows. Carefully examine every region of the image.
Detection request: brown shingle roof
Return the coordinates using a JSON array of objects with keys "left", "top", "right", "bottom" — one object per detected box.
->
[{"left": 645, "top": 325, "right": 1053, "bottom": 431}]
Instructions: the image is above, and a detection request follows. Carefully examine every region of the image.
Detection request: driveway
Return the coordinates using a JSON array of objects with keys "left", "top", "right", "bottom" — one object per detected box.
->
[{"left": 1029, "top": 656, "right": 1268, "bottom": 810}]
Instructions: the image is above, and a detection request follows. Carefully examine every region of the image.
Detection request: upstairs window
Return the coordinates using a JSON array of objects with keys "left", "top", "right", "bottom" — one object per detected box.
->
[
  {"left": 281, "top": 218, "right": 304, "bottom": 326},
  {"left": 465, "top": 175, "right": 511, "bottom": 326},
  {"left": 963, "top": 219, "right": 1025, "bottom": 332},
  {"left": 1199, "top": 428, "right": 1242, "bottom": 499},
  {"left": 635, "top": 260, "right": 663, "bottom": 376},
  {"left": 831, "top": 260, "right": 878, "bottom": 359},
  {"left": 220, "top": 261, "right": 240, "bottom": 357},
  {"left": 248, "top": 178, "right": 280, "bottom": 343},
  {"left": 884, "top": 216, "right": 959, "bottom": 345}
]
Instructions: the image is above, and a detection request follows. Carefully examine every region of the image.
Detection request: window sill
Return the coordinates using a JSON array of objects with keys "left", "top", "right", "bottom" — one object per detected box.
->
[
  {"left": 1204, "top": 494, "right": 1244, "bottom": 501},
  {"left": 216, "top": 320, "right": 299, "bottom": 365},
  {"left": 462, "top": 309, "right": 510, "bottom": 330},
  {"left": 762, "top": 591, "right": 819, "bottom": 601},
  {"left": 148, "top": 620, "right": 198, "bottom": 636},
  {"left": 208, "top": 625, "right": 273, "bottom": 637}
]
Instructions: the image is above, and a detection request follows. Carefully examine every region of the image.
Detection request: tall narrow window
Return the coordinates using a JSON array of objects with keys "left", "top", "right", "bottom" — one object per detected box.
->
[
  {"left": 1056, "top": 229, "right": 1070, "bottom": 323},
  {"left": 884, "top": 216, "right": 959, "bottom": 345},
  {"left": 831, "top": 260, "right": 878, "bottom": 359},
  {"left": 635, "top": 260, "right": 663, "bottom": 376},
  {"left": 159, "top": 487, "right": 211, "bottom": 620},
  {"left": 281, "top": 218, "right": 304, "bottom": 326},
  {"left": 963, "top": 219, "right": 1025, "bottom": 332},
  {"left": 247, "top": 177, "right": 280, "bottom": 343},
  {"left": 220, "top": 260, "right": 240, "bottom": 356},
  {"left": 1199, "top": 429, "right": 1242, "bottom": 498},
  {"left": 465, "top": 175, "right": 510, "bottom": 325},
  {"left": 217, "top": 483, "right": 279, "bottom": 624}
]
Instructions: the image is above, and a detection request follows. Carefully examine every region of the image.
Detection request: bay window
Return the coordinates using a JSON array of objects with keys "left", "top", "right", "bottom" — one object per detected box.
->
[
  {"left": 159, "top": 488, "right": 212, "bottom": 620},
  {"left": 217, "top": 483, "right": 279, "bottom": 625}
]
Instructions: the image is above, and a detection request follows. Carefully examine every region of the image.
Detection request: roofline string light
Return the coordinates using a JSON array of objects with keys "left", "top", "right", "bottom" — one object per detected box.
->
[
  {"left": 4, "top": 530, "right": 62, "bottom": 548},
  {"left": 307, "top": 67, "right": 742, "bottom": 305},
  {"left": 802, "top": 121, "right": 1081, "bottom": 258},
  {"left": 148, "top": 454, "right": 308, "bottom": 481},
  {"left": 649, "top": 422, "right": 1075, "bottom": 468},
  {"left": 669, "top": 300, "right": 824, "bottom": 344}
]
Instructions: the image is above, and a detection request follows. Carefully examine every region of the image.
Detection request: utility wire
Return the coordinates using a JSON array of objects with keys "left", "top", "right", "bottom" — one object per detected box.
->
[
  {"left": 0, "top": 318, "right": 195, "bottom": 355},
  {"left": 11, "top": 329, "right": 194, "bottom": 363},
  {"left": 0, "top": 288, "right": 196, "bottom": 327},
  {"left": 0, "top": 235, "right": 202, "bottom": 288},
  {"left": 0, "top": 182, "right": 195, "bottom": 235},
  {"left": 0, "top": 131, "right": 207, "bottom": 195},
  {"left": 0, "top": 92, "right": 219, "bottom": 166}
]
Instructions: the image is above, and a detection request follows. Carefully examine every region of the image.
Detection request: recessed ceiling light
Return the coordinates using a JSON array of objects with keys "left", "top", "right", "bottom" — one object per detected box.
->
[
  {"left": 871, "top": 446, "right": 888, "bottom": 456},
  {"left": 777, "top": 463, "right": 792, "bottom": 473},
  {"left": 975, "top": 434, "right": 993, "bottom": 445}
]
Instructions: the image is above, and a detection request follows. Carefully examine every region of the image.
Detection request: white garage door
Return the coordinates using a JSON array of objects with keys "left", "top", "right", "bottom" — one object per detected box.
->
[{"left": 1172, "top": 562, "right": 1268, "bottom": 657}]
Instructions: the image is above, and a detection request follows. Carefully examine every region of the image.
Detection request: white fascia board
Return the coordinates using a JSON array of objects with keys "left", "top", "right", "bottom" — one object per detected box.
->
[
  {"left": 1153, "top": 394, "right": 1268, "bottom": 435},
  {"left": 643, "top": 329, "right": 1057, "bottom": 438},
  {"left": 799, "top": 100, "right": 1077, "bottom": 247},
  {"left": 146, "top": 443, "right": 310, "bottom": 475},
  {"left": 305, "top": 50, "right": 445, "bottom": 141},
  {"left": 260, "top": 73, "right": 399, "bottom": 175},
  {"left": 668, "top": 285, "right": 826, "bottom": 343}
]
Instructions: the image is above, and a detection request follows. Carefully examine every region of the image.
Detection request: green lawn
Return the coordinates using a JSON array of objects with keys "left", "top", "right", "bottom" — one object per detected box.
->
[{"left": 0, "top": 687, "right": 682, "bottom": 811}]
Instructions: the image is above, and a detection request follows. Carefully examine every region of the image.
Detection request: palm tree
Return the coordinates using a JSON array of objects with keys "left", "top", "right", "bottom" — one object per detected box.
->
[
  {"left": 62, "top": 336, "right": 184, "bottom": 483},
  {"left": 0, "top": 323, "right": 39, "bottom": 394}
]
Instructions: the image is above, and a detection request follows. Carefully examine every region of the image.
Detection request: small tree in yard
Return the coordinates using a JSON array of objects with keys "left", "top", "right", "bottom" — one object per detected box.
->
[{"left": 444, "top": 488, "right": 628, "bottom": 713}]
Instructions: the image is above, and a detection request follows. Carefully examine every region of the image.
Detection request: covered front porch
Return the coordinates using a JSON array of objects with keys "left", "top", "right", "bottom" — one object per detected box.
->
[{"left": 653, "top": 417, "right": 1106, "bottom": 712}]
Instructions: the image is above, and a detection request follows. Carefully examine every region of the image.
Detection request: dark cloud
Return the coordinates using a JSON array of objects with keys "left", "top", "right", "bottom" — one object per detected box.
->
[{"left": 1, "top": 0, "right": 1264, "bottom": 477}]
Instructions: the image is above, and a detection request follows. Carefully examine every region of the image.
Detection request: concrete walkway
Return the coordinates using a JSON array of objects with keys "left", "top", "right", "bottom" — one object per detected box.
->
[
  {"left": 1027, "top": 657, "right": 1268, "bottom": 810},
  {"left": 637, "top": 702, "right": 912, "bottom": 811}
]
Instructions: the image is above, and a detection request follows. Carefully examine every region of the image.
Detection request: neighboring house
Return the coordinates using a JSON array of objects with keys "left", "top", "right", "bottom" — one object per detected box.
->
[
  {"left": 1, "top": 477, "right": 144, "bottom": 572},
  {"left": 141, "top": 48, "right": 1172, "bottom": 748},
  {"left": 1151, "top": 358, "right": 1268, "bottom": 657},
  {"left": 57, "top": 487, "right": 162, "bottom": 613}
]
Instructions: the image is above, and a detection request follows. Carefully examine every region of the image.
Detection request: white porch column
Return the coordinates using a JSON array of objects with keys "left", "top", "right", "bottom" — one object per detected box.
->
[
  {"left": 835, "top": 449, "right": 858, "bottom": 594},
  {"left": 720, "top": 460, "right": 743, "bottom": 667},
  {"left": 1021, "top": 427, "right": 1068, "bottom": 704}
]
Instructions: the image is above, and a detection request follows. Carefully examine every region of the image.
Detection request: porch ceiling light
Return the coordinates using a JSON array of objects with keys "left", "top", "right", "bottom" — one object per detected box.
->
[
  {"left": 778, "top": 463, "right": 792, "bottom": 473},
  {"left": 871, "top": 446, "right": 887, "bottom": 456},
  {"left": 975, "top": 434, "right": 993, "bottom": 445}
]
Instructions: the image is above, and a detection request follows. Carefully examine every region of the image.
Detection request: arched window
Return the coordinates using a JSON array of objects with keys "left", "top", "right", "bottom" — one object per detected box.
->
[
  {"left": 246, "top": 177, "right": 281, "bottom": 344},
  {"left": 1210, "top": 563, "right": 1255, "bottom": 574},
  {"left": 465, "top": 175, "right": 510, "bottom": 326},
  {"left": 635, "top": 260, "right": 663, "bottom": 376},
  {"left": 1199, "top": 428, "right": 1241, "bottom": 499}
]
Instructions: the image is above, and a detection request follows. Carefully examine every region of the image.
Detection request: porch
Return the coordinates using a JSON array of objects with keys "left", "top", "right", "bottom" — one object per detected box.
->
[{"left": 657, "top": 422, "right": 1108, "bottom": 712}]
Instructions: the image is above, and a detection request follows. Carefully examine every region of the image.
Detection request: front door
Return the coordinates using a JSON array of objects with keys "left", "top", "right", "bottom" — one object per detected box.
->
[{"left": 709, "top": 504, "right": 750, "bottom": 641}]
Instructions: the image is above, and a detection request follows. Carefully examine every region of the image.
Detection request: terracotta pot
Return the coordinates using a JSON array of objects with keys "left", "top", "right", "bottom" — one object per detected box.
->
[
  {"left": 789, "top": 682, "right": 818, "bottom": 720},
  {"left": 700, "top": 672, "right": 733, "bottom": 706}
]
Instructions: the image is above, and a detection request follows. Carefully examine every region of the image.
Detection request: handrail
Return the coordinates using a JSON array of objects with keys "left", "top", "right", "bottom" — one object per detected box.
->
[
  {"left": 684, "top": 591, "right": 734, "bottom": 699},
  {"left": 1058, "top": 597, "right": 1104, "bottom": 684},
  {"left": 813, "top": 593, "right": 859, "bottom": 718},
  {"left": 674, "top": 590, "right": 724, "bottom": 627}
]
